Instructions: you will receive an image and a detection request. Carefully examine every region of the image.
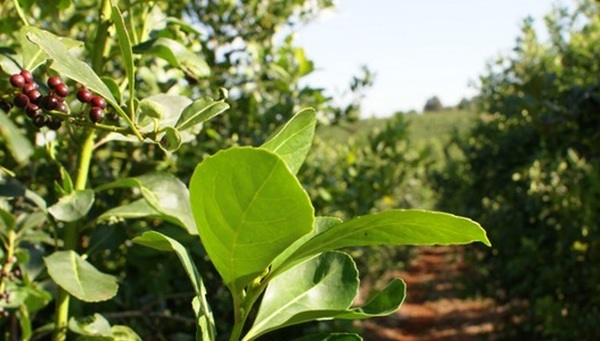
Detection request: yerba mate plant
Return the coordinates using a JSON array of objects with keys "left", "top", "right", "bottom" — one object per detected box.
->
[{"left": 0, "top": 1, "right": 489, "bottom": 340}]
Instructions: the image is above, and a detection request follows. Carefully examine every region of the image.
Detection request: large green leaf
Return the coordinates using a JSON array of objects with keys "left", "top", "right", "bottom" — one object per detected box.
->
[
  {"left": 47, "top": 190, "right": 94, "bottom": 222},
  {"left": 132, "top": 37, "right": 210, "bottom": 77},
  {"left": 0, "top": 111, "right": 33, "bottom": 165},
  {"left": 174, "top": 96, "right": 229, "bottom": 132},
  {"left": 189, "top": 147, "right": 314, "bottom": 292},
  {"left": 25, "top": 28, "right": 116, "bottom": 104},
  {"left": 279, "top": 210, "right": 490, "bottom": 273},
  {"left": 44, "top": 251, "right": 118, "bottom": 302},
  {"left": 244, "top": 251, "right": 359, "bottom": 340},
  {"left": 133, "top": 231, "right": 215, "bottom": 341},
  {"left": 261, "top": 108, "right": 316, "bottom": 174},
  {"left": 96, "top": 172, "right": 196, "bottom": 234}
]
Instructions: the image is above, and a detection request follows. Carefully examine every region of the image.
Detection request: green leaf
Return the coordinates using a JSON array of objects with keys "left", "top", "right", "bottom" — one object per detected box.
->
[
  {"left": 101, "top": 76, "right": 122, "bottom": 104},
  {"left": 174, "top": 96, "right": 229, "bottom": 132},
  {"left": 0, "top": 177, "right": 47, "bottom": 211},
  {"left": 132, "top": 37, "right": 210, "bottom": 77},
  {"left": 189, "top": 147, "right": 314, "bottom": 292},
  {"left": 96, "top": 172, "right": 196, "bottom": 234},
  {"left": 133, "top": 231, "right": 215, "bottom": 340},
  {"left": 158, "top": 126, "right": 182, "bottom": 152},
  {"left": 291, "top": 334, "right": 362, "bottom": 341},
  {"left": 2, "top": 281, "right": 52, "bottom": 312},
  {"left": 280, "top": 210, "right": 490, "bottom": 272},
  {"left": 261, "top": 108, "right": 316, "bottom": 174},
  {"left": 25, "top": 28, "right": 116, "bottom": 105},
  {"left": 336, "top": 278, "right": 406, "bottom": 319},
  {"left": 47, "top": 190, "right": 94, "bottom": 222},
  {"left": 44, "top": 251, "right": 118, "bottom": 302},
  {"left": 111, "top": 5, "right": 135, "bottom": 105},
  {"left": 111, "top": 325, "right": 142, "bottom": 341},
  {"left": 244, "top": 251, "right": 359, "bottom": 340},
  {"left": 0, "top": 111, "right": 33, "bottom": 165},
  {"left": 68, "top": 313, "right": 112, "bottom": 337},
  {"left": 97, "top": 198, "right": 160, "bottom": 221},
  {"left": 138, "top": 98, "right": 165, "bottom": 120}
]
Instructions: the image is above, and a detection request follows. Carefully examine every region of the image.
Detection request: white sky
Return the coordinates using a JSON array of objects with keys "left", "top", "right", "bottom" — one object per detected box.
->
[{"left": 295, "top": 0, "right": 572, "bottom": 117}]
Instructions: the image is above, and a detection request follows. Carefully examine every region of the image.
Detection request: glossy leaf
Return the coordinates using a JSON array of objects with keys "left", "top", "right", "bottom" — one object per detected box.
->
[
  {"left": 68, "top": 313, "right": 112, "bottom": 337},
  {"left": 261, "top": 108, "right": 316, "bottom": 174},
  {"left": 47, "top": 189, "right": 94, "bottom": 222},
  {"left": 97, "top": 198, "right": 160, "bottom": 221},
  {"left": 96, "top": 172, "right": 196, "bottom": 234},
  {"left": 26, "top": 28, "right": 116, "bottom": 105},
  {"left": 336, "top": 278, "right": 406, "bottom": 319},
  {"left": 111, "top": 5, "right": 135, "bottom": 104},
  {"left": 245, "top": 251, "right": 359, "bottom": 340},
  {"left": 44, "top": 251, "right": 118, "bottom": 302},
  {"left": 133, "top": 231, "right": 215, "bottom": 341},
  {"left": 291, "top": 334, "right": 362, "bottom": 341},
  {"left": 132, "top": 37, "right": 210, "bottom": 77},
  {"left": 189, "top": 147, "right": 314, "bottom": 291},
  {"left": 0, "top": 111, "right": 33, "bottom": 165},
  {"left": 20, "top": 25, "right": 82, "bottom": 71},
  {"left": 174, "top": 96, "right": 229, "bottom": 132},
  {"left": 280, "top": 210, "right": 490, "bottom": 272}
]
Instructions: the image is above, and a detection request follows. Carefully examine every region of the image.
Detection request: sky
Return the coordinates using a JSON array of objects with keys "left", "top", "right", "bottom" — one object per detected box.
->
[{"left": 295, "top": 0, "right": 572, "bottom": 117}]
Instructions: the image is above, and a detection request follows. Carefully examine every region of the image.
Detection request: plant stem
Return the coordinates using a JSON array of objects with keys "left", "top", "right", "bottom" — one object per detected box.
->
[
  {"left": 12, "top": 0, "right": 29, "bottom": 26},
  {"left": 52, "top": 130, "right": 96, "bottom": 341}
]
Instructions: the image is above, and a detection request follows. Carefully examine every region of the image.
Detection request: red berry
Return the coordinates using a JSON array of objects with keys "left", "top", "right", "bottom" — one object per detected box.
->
[
  {"left": 57, "top": 101, "right": 68, "bottom": 113},
  {"left": 26, "top": 104, "right": 41, "bottom": 118},
  {"left": 90, "top": 96, "right": 107, "bottom": 109},
  {"left": 47, "top": 76, "right": 62, "bottom": 88},
  {"left": 32, "top": 115, "right": 46, "bottom": 128},
  {"left": 0, "top": 100, "right": 12, "bottom": 113},
  {"left": 20, "top": 70, "right": 33, "bottom": 84},
  {"left": 41, "top": 96, "right": 59, "bottom": 111},
  {"left": 26, "top": 89, "right": 42, "bottom": 104},
  {"left": 89, "top": 107, "right": 104, "bottom": 123},
  {"left": 14, "top": 93, "right": 30, "bottom": 108},
  {"left": 77, "top": 88, "right": 93, "bottom": 103},
  {"left": 54, "top": 83, "right": 69, "bottom": 98},
  {"left": 10, "top": 74, "right": 25, "bottom": 88},
  {"left": 47, "top": 118, "right": 62, "bottom": 130},
  {"left": 22, "top": 83, "right": 38, "bottom": 93}
]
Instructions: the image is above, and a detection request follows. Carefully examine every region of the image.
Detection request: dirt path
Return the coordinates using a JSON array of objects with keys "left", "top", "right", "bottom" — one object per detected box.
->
[{"left": 362, "top": 246, "right": 497, "bottom": 340}]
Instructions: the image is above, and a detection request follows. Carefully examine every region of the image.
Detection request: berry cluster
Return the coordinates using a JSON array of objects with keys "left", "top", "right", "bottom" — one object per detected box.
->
[
  {"left": 6, "top": 69, "right": 108, "bottom": 128},
  {"left": 0, "top": 256, "right": 20, "bottom": 319}
]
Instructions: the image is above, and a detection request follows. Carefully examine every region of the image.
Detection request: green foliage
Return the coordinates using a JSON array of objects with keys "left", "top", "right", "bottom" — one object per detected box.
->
[{"left": 434, "top": 1, "right": 600, "bottom": 338}]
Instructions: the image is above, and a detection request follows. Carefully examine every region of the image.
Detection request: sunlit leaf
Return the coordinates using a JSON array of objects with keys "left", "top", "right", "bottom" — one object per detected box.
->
[{"left": 47, "top": 190, "right": 94, "bottom": 222}]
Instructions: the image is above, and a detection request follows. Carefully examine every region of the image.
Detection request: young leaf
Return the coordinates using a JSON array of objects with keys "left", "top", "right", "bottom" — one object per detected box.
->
[
  {"left": 133, "top": 231, "right": 215, "bottom": 341},
  {"left": 244, "top": 251, "right": 359, "bottom": 340},
  {"left": 47, "top": 189, "right": 94, "bottom": 222},
  {"left": 44, "top": 251, "right": 118, "bottom": 302},
  {"left": 335, "top": 278, "right": 406, "bottom": 319},
  {"left": 158, "top": 126, "right": 182, "bottom": 152},
  {"left": 279, "top": 210, "right": 490, "bottom": 273},
  {"left": 261, "top": 108, "right": 317, "bottom": 174},
  {"left": 111, "top": 5, "right": 135, "bottom": 106},
  {"left": 68, "top": 314, "right": 112, "bottom": 337},
  {"left": 96, "top": 173, "right": 196, "bottom": 234},
  {"left": 132, "top": 37, "right": 210, "bottom": 77},
  {"left": 174, "top": 96, "right": 229, "bottom": 132},
  {"left": 189, "top": 147, "right": 314, "bottom": 292}
]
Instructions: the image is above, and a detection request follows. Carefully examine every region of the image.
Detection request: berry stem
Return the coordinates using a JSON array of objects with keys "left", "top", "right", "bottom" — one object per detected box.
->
[{"left": 11, "top": 0, "right": 30, "bottom": 26}]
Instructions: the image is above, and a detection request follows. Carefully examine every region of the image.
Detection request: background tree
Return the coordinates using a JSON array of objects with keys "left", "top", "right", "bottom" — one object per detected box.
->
[{"left": 423, "top": 95, "right": 443, "bottom": 112}]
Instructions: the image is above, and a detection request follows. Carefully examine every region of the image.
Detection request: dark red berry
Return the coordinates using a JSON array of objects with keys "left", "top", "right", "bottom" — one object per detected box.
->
[
  {"left": 0, "top": 100, "right": 12, "bottom": 113},
  {"left": 22, "top": 83, "right": 38, "bottom": 93},
  {"left": 26, "top": 104, "right": 41, "bottom": 118},
  {"left": 20, "top": 70, "right": 33, "bottom": 84},
  {"left": 46, "top": 118, "right": 62, "bottom": 130},
  {"left": 32, "top": 115, "right": 46, "bottom": 127},
  {"left": 40, "top": 96, "right": 59, "bottom": 111},
  {"left": 54, "top": 83, "right": 69, "bottom": 98},
  {"left": 89, "top": 107, "right": 104, "bottom": 123},
  {"left": 77, "top": 88, "right": 93, "bottom": 103},
  {"left": 57, "top": 101, "right": 68, "bottom": 113},
  {"left": 14, "top": 93, "right": 30, "bottom": 108},
  {"left": 26, "top": 89, "right": 42, "bottom": 104},
  {"left": 90, "top": 96, "right": 106, "bottom": 109},
  {"left": 47, "top": 76, "right": 62, "bottom": 88},
  {"left": 10, "top": 74, "right": 25, "bottom": 88}
]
